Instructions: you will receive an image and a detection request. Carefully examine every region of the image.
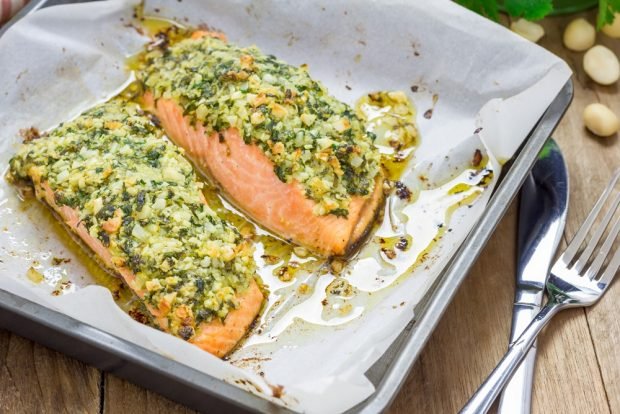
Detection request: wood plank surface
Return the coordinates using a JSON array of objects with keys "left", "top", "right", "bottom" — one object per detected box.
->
[{"left": 0, "top": 8, "right": 619, "bottom": 414}]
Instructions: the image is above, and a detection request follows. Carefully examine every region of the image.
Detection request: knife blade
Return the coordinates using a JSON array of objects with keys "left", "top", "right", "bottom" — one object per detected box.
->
[{"left": 497, "top": 138, "right": 569, "bottom": 414}]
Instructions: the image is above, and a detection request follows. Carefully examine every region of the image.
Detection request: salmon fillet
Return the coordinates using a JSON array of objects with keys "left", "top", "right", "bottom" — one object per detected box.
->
[
  {"left": 138, "top": 31, "right": 384, "bottom": 256},
  {"left": 145, "top": 93, "right": 383, "bottom": 256},
  {"left": 9, "top": 100, "right": 263, "bottom": 357}
]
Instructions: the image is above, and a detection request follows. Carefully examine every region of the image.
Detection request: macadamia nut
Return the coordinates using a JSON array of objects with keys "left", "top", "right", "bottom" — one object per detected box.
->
[
  {"left": 583, "top": 45, "right": 620, "bottom": 85},
  {"left": 583, "top": 103, "right": 620, "bottom": 137},
  {"left": 602, "top": 13, "right": 620, "bottom": 38},
  {"left": 510, "top": 18, "right": 545, "bottom": 43},
  {"left": 563, "top": 18, "right": 596, "bottom": 51}
]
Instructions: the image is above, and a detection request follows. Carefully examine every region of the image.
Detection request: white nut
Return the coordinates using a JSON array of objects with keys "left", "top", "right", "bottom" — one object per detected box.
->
[
  {"left": 510, "top": 18, "right": 545, "bottom": 43},
  {"left": 563, "top": 18, "right": 595, "bottom": 51},
  {"left": 602, "top": 13, "right": 620, "bottom": 38},
  {"left": 583, "top": 45, "right": 620, "bottom": 85},
  {"left": 583, "top": 103, "right": 620, "bottom": 137}
]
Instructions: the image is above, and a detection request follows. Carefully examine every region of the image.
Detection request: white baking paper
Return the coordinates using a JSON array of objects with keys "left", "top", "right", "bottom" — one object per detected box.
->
[{"left": 0, "top": 0, "right": 571, "bottom": 412}]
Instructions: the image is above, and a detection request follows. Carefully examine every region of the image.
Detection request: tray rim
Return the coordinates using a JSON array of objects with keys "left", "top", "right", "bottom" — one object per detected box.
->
[{"left": 0, "top": 1, "right": 574, "bottom": 412}]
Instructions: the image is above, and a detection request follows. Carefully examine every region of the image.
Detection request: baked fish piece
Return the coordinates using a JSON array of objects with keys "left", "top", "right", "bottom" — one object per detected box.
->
[
  {"left": 139, "top": 31, "right": 384, "bottom": 257},
  {"left": 8, "top": 100, "right": 263, "bottom": 357}
]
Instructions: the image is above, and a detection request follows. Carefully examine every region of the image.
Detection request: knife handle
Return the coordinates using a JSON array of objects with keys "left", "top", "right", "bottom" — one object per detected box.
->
[
  {"left": 498, "top": 299, "right": 542, "bottom": 414},
  {"left": 497, "top": 342, "right": 537, "bottom": 414}
]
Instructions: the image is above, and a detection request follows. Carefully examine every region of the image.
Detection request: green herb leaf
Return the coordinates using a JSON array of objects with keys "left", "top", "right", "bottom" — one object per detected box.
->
[
  {"left": 454, "top": 0, "right": 500, "bottom": 21},
  {"left": 598, "top": 0, "right": 620, "bottom": 29},
  {"left": 504, "top": 0, "right": 553, "bottom": 20}
]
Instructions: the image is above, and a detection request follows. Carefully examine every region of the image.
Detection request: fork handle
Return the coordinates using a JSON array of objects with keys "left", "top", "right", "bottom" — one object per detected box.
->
[{"left": 459, "top": 301, "right": 564, "bottom": 414}]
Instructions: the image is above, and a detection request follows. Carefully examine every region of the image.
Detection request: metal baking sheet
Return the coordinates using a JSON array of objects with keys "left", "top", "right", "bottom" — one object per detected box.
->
[{"left": 0, "top": 0, "right": 573, "bottom": 412}]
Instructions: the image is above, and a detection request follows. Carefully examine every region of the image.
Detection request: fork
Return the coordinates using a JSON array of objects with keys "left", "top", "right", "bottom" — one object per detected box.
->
[{"left": 460, "top": 168, "right": 620, "bottom": 414}]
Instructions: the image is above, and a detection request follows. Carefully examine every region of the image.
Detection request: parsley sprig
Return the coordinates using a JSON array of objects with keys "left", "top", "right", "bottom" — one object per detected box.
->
[{"left": 456, "top": 0, "right": 619, "bottom": 29}]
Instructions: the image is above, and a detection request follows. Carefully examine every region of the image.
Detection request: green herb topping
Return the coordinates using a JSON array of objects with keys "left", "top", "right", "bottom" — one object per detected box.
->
[
  {"left": 137, "top": 34, "right": 381, "bottom": 216},
  {"left": 9, "top": 100, "right": 257, "bottom": 338}
]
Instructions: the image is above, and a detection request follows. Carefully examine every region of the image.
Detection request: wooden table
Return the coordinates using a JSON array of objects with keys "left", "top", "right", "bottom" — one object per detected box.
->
[{"left": 1, "top": 10, "right": 618, "bottom": 414}]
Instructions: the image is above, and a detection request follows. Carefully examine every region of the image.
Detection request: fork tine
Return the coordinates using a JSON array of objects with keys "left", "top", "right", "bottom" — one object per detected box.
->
[
  {"left": 574, "top": 190, "right": 620, "bottom": 273},
  {"left": 597, "top": 241, "right": 620, "bottom": 288},
  {"left": 586, "top": 214, "right": 620, "bottom": 280},
  {"left": 559, "top": 169, "right": 620, "bottom": 265}
]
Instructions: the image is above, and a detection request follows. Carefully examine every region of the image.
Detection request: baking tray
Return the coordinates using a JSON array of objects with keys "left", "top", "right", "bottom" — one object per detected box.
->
[{"left": 0, "top": 1, "right": 574, "bottom": 412}]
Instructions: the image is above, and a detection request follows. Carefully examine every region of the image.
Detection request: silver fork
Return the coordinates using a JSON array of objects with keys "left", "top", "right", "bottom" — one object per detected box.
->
[{"left": 461, "top": 168, "right": 620, "bottom": 414}]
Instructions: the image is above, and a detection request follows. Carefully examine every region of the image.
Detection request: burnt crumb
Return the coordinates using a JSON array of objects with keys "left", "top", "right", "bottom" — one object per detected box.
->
[
  {"left": 410, "top": 85, "right": 419, "bottom": 92},
  {"left": 394, "top": 181, "right": 412, "bottom": 200},
  {"left": 154, "top": 7, "right": 160, "bottom": 12},
  {"left": 129, "top": 309, "right": 150, "bottom": 324},
  {"left": 395, "top": 237, "right": 409, "bottom": 250},
  {"left": 19, "top": 127, "right": 41, "bottom": 143},
  {"left": 51, "top": 257, "right": 71, "bottom": 266},
  {"left": 149, "top": 31, "right": 170, "bottom": 51},
  {"left": 260, "top": 254, "right": 279, "bottom": 265},
  {"left": 218, "top": 132, "right": 225, "bottom": 143},
  {"left": 358, "top": 39, "right": 367, "bottom": 46},
  {"left": 381, "top": 248, "right": 396, "bottom": 260},
  {"left": 259, "top": 371, "right": 265, "bottom": 377},
  {"left": 414, "top": 51, "right": 420, "bottom": 56},
  {"left": 474, "top": 127, "right": 483, "bottom": 134},
  {"left": 345, "top": 85, "right": 352, "bottom": 90},
  {"left": 178, "top": 326, "right": 195, "bottom": 341},
  {"left": 423, "top": 109, "right": 433, "bottom": 119},
  {"left": 148, "top": 113, "right": 161, "bottom": 128},
  {"left": 98, "top": 231, "right": 110, "bottom": 247},
  {"left": 472, "top": 149, "right": 483, "bottom": 167},
  {"left": 270, "top": 384, "right": 284, "bottom": 399},
  {"left": 437, "top": 223, "right": 444, "bottom": 228},
  {"left": 321, "top": 298, "right": 329, "bottom": 306},
  {"left": 51, "top": 290, "right": 61, "bottom": 296}
]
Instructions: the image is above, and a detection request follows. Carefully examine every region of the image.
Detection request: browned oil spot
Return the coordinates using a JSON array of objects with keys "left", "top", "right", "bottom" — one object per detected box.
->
[
  {"left": 270, "top": 384, "right": 285, "bottom": 398},
  {"left": 472, "top": 149, "right": 483, "bottom": 167}
]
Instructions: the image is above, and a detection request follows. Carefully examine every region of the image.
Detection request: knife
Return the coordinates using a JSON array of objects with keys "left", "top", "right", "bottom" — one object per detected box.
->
[{"left": 497, "top": 138, "right": 569, "bottom": 414}]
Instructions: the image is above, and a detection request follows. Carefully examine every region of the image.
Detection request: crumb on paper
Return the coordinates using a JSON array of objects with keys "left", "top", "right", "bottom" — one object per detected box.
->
[
  {"left": 472, "top": 149, "right": 483, "bottom": 167},
  {"left": 381, "top": 247, "right": 396, "bottom": 260},
  {"left": 330, "top": 259, "right": 345, "bottom": 274},
  {"left": 394, "top": 181, "right": 412, "bottom": 200},
  {"left": 297, "top": 283, "right": 311, "bottom": 295},
  {"left": 423, "top": 108, "right": 433, "bottom": 119},
  {"left": 51, "top": 257, "right": 71, "bottom": 266},
  {"left": 128, "top": 308, "right": 150, "bottom": 324},
  {"left": 270, "top": 384, "right": 284, "bottom": 398},
  {"left": 26, "top": 267, "right": 43, "bottom": 284},
  {"left": 19, "top": 127, "right": 41, "bottom": 143}
]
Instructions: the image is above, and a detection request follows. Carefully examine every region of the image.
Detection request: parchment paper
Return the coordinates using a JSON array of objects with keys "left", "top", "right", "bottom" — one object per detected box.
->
[{"left": 0, "top": 0, "right": 571, "bottom": 412}]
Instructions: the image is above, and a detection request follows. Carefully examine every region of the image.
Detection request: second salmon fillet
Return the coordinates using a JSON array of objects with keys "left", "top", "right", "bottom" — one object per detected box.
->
[{"left": 138, "top": 31, "right": 384, "bottom": 257}]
